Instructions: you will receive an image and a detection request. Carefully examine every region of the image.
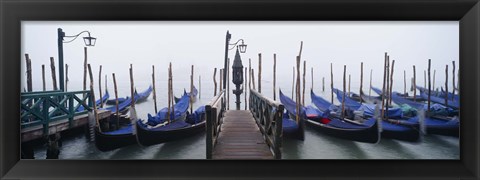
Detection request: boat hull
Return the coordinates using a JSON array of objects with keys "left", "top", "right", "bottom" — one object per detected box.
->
[
  {"left": 306, "top": 119, "right": 379, "bottom": 143},
  {"left": 94, "top": 128, "right": 137, "bottom": 152},
  {"left": 381, "top": 121, "right": 420, "bottom": 142},
  {"left": 136, "top": 119, "right": 205, "bottom": 146}
]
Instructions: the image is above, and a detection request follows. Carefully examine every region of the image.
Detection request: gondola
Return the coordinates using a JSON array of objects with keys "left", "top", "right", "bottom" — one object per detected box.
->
[
  {"left": 333, "top": 88, "right": 421, "bottom": 142},
  {"left": 374, "top": 87, "right": 459, "bottom": 137},
  {"left": 76, "top": 90, "right": 110, "bottom": 112},
  {"left": 105, "top": 96, "right": 129, "bottom": 105},
  {"left": 416, "top": 86, "right": 459, "bottom": 109},
  {"left": 174, "top": 86, "right": 198, "bottom": 103},
  {"left": 134, "top": 85, "right": 153, "bottom": 103},
  {"left": 278, "top": 90, "right": 306, "bottom": 140},
  {"left": 136, "top": 92, "right": 206, "bottom": 146},
  {"left": 305, "top": 90, "right": 380, "bottom": 143}
]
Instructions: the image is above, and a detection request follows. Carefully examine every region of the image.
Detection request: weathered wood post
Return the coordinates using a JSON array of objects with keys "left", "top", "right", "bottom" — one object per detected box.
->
[
  {"left": 213, "top": 68, "right": 217, "bottom": 96},
  {"left": 322, "top": 77, "right": 325, "bottom": 92},
  {"left": 129, "top": 64, "right": 138, "bottom": 134},
  {"left": 245, "top": 67, "right": 248, "bottom": 110},
  {"left": 296, "top": 57, "right": 301, "bottom": 123},
  {"left": 369, "top": 69, "right": 372, "bottom": 96},
  {"left": 427, "top": 59, "right": 431, "bottom": 114},
  {"left": 330, "top": 63, "right": 334, "bottom": 104},
  {"left": 25, "top": 54, "right": 32, "bottom": 92},
  {"left": 199, "top": 75, "right": 201, "bottom": 99},
  {"left": 258, "top": 53, "right": 262, "bottom": 93},
  {"left": 404, "top": 70, "right": 406, "bottom": 95},
  {"left": 65, "top": 64, "right": 69, "bottom": 92},
  {"left": 83, "top": 47, "right": 88, "bottom": 92},
  {"left": 42, "top": 65, "right": 46, "bottom": 91},
  {"left": 381, "top": 53, "right": 387, "bottom": 119},
  {"left": 167, "top": 64, "right": 172, "bottom": 123},
  {"left": 219, "top": 69, "right": 223, "bottom": 94},
  {"left": 87, "top": 64, "right": 100, "bottom": 132},
  {"left": 413, "top": 65, "right": 417, "bottom": 101},
  {"left": 249, "top": 58, "right": 252, "bottom": 90},
  {"left": 227, "top": 58, "right": 230, "bottom": 110},
  {"left": 251, "top": 69, "right": 256, "bottom": 90},
  {"left": 292, "top": 66, "right": 295, "bottom": 99},
  {"left": 50, "top": 57, "right": 58, "bottom": 90},
  {"left": 385, "top": 56, "right": 390, "bottom": 115},
  {"left": 112, "top": 73, "right": 120, "bottom": 129},
  {"left": 445, "top": 65, "right": 449, "bottom": 107},
  {"left": 311, "top": 67, "right": 314, "bottom": 90},
  {"left": 348, "top": 74, "right": 351, "bottom": 98},
  {"left": 273, "top": 54, "right": 277, "bottom": 100},
  {"left": 152, "top": 65, "right": 158, "bottom": 114},
  {"left": 342, "top": 65, "right": 346, "bottom": 119},
  {"left": 360, "top": 62, "right": 363, "bottom": 103},
  {"left": 452, "top": 61, "right": 456, "bottom": 99},
  {"left": 190, "top": 65, "right": 194, "bottom": 114},
  {"left": 389, "top": 60, "right": 395, "bottom": 104},
  {"left": 98, "top": 65, "right": 103, "bottom": 108},
  {"left": 302, "top": 61, "right": 306, "bottom": 106}
]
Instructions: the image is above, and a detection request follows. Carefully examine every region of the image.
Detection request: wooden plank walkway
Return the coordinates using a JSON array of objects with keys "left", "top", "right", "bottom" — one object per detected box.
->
[{"left": 212, "top": 110, "right": 274, "bottom": 159}]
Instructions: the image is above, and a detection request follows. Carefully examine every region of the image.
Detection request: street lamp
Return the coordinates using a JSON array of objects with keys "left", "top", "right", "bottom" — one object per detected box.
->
[
  {"left": 223, "top": 31, "right": 247, "bottom": 90},
  {"left": 232, "top": 48, "right": 244, "bottom": 110},
  {"left": 57, "top": 28, "right": 96, "bottom": 91}
]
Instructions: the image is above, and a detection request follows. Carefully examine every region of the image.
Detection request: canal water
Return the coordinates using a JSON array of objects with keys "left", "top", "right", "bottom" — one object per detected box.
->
[{"left": 30, "top": 78, "right": 459, "bottom": 160}]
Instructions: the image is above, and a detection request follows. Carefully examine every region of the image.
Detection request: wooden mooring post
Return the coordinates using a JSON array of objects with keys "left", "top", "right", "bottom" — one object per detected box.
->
[
  {"left": 213, "top": 68, "right": 217, "bottom": 96},
  {"left": 245, "top": 67, "right": 248, "bottom": 110},
  {"left": 42, "top": 65, "right": 46, "bottom": 91},
  {"left": 258, "top": 53, "right": 262, "bottom": 93},
  {"left": 413, "top": 65, "right": 416, "bottom": 101},
  {"left": 330, "top": 63, "right": 334, "bottom": 104},
  {"left": 112, "top": 73, "right": 120, "bottom": 129},
  {"left": 190, "top": 65, "right": 194, "bottom": 114},
  {"left": 227, "top": 58, "right": 230, "bottom": 110},
  {"left": 152, "top": 65, "right": 158, "bottom": 114},
  {"left": 87, "top": 64, "right": 100, "bottom": 132},
  {"left": 341, "top": 65, "right": 346, "bottom": 119},
  {"left": 445, "top": 65, "right": 449, "bottom": 107},
  {"left": 404, "top": 70, "right": 406, "bottom": 95},
  {"left": 251, "top": 69, "right": 256, "bottom": 90},
  {"left": 25, "top": 54, "right": 32, "bottom": 92},
  {"left": 98, "top": 65, "right": 103, "bottom": 108},
  {"left": 427, "top": 59, "right": 431, "bottom": 114},
  {"left": 389, "top": 60, "right": 395, "bottom": 104},
  {"left": 452, "top": 61, "right": 456, "bottom": 99},
  {"left": 273, "top": 54, "right": 276, "bottom": 100},
  {"left": 302, "top": 60, "right": 306, "bottom": 106},
  {"left": 380, "top": 53, "right": 388, "bottom": 119},
  {"left": 292, "top": 66, "right": 295, "bottom": 99},
  {"left": 360, "top": 62, "right": 363, "bottom": 103},
  {"left": 50, "top": 57, "right": 58, "bottom": 90}
]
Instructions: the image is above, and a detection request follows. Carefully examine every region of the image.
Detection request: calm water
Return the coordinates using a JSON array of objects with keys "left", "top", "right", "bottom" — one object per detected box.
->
[{"left": 29, "top": 72, "right": 459, "bottom": 160}]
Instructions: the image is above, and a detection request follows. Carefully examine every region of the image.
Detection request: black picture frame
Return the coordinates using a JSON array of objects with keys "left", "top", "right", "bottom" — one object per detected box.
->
[{"left": 1, "top": 0, "right": 479, "bottom": 179}]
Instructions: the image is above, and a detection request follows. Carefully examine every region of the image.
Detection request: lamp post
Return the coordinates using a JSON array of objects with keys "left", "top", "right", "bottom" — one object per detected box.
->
[
  {"left": 223, "top": 31, "right": 247, "bottom": 90},
  {"left": 232, "top": 49, "right": 244, "bottom": 110},
  {"left": 57, "top": 28, "right": 96, "bottom": 91}
]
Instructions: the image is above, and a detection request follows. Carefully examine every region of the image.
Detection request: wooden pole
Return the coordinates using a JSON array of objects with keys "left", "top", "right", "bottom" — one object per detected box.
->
[
  {"left": 227, "top": 58, "right": 230, "bottom": 110},
  {"left": 424, "top": 70, "right": 426, "bottom": 88},
  {"left": 302, "top": 60, "right": 306, "bottom": 106},
  {"left": 433, "top": 70, "right": 436, "bottom": 94},
  {"left": 249, "top": 58, "right": 252, "bottom": 91},
  {"left": 292, "top": 66, "right": 295, "bottom": 99},
  {"left": 245, "top": 67, "right": 247, "bottom": 110},
  {"left": 311, "top": 67, "right": 314, "bottom": 90},
  {"left": 152, "top": 65, "right": 158, "bottom": 114},
  {"left": 360, "top": 62, "right": 363, "bottom": 103},
  {"left": 322, "top": 77, "right": 325, "bottom": 92},
  {"left": 258, "top": 53, "right": 262, "bottom": 93},
  {"left": 404, "top": 70, "right": 406, "bottom": 95},
  {"left": 213, "top": 68, "right": 217, "bottom": 96},
  {"left": 273, "top": 54, "right": 277, "bottom": 100},
  {"left": 112, "top": 73, "right": 119, "bottom": 129},
  {"left": 452, "top": 61, "right": 456, "bottom": 99},
  {"left": 25, "top": 54, "right": 32, "bottom": 92},
  {"left": 427, "top": 59, "right": 431, "bottom": 114},
  {"left": 389, "top": 60, "right": 395, "bottom": 104},
  {"left": 130, "top": 64, "right": 135, "bottom": 109},
  {"left": 190, "top": 65, "right": 194, "bottom": 114},
  {"left": 252, "top": 69, "right": 256, "bottom": 90},
  {"left": 380, "top": 53, "right": 387, "bottom": 119},
  {"left": 342, "top": 65, "right": 346, "bottom": 119},
  {"left": 330, "top": 63, "right": 334, "bottom": 104},
  {"left": 445, "top": 65, "right": 449, "bottom": 107},
  {"left": 98, "top": 65, "right": 103, "bottom": 108},
  {"left": 50, "top": 57, "right": 58, "bottom": 90},
  {"left": 296, "top": 56, "right": 301, "bottom": 123},
  {"left": 167, "top": 63, "right": 171, "bottom": 123},
  {"left": 87, "top": 64, "right": 100, "bottom": 132},
  {"left": 413, "top": 65, "right": 417, "bottom": 101},
  {"left": 348, "top": 74, "right": 351, "bottom": 97},
  {"left": 42, "top": 65, "right": 46, "bottom": 91},
  {"left": 170, "top": 63, "right": 175, "bottom": 119},
  {"left": 83, "top": 47, "right": 88, "bottom": 91},
  {"left": 199, "top": 75, "right": 201, "bottom": 99},
  {"left": 219, "top": 69, "right": 223, "bottom": 94},
  {"left": 385, "top": 56, "right": 390, "bottom": 115},
  {"left": 369, "top": 69, "right": 372, "bottom": 96},
  {"left": 65, "top": 64, "right": 69, "bottom": 92}
]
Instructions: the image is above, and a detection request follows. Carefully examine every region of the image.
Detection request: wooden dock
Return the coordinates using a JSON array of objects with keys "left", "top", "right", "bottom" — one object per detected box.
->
[
  {"left": 21, "top": 109, "right": 111, "bottom": 142},
  {"left": 212, "top": 110, "right": 274, "bottom": 159}
]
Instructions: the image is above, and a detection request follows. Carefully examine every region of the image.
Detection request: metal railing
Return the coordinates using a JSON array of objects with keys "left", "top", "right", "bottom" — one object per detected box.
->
[
  {"left": 249, "top": 89, "right": 283, "bottom": 159},
  {"left": 206, "top": 90, "right": 226, "bottom": 159},
  {"left": 21, "top": 90, "right": 92, "bottom": 135}
]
